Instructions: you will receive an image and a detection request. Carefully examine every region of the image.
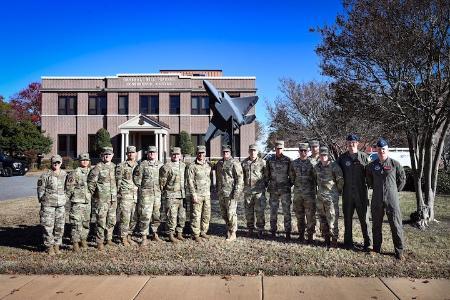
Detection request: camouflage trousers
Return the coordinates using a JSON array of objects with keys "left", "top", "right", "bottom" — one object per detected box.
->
[
  {"left": 165, "top": 198, "right": 186, "bottom": 234},
  {"left": 219, "top": 196, "right": 238, "bottom": 234},
  {"left": 293, "top": 192, "right": 316, "bottom": 237},
  {"left": 96, "top": 199, "right": 117, "bottom": 242},
  {"left": 118, "top": 192, "right": 138, "bottom": 238},
  {"left": 138, "top": 193, "right": 161, "bottom": 236},
  {"left": 40, "top": 204, "right": 65, "bottom": 247},
  {"left": 191, "top": 195, "right": 211, "bottom": 236},
  {"left": 244, "top": 192, "right": 266, "bottom": 230},
  {"left": 269, "top": 191, "right": 292, "bottom": 233},
  {"left": 69, "top": 202, "right": 91, "bottom": 243},
  {"left": 316, "top": 192, "right": 339, "bottom": 239}
]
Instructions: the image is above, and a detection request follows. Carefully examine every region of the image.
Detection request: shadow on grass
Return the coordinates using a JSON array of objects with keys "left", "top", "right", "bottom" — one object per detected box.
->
[{"left": 0, "top": 224, "right": 42, "bottom": 251}]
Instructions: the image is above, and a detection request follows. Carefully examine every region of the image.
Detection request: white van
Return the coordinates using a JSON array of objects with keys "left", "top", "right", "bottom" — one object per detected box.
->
[
  {"left": 263, "top": 148, "right": 302, "bottom": 161},
  {"left": 369, "top": 148, "right": 411, "bottom": 168}
]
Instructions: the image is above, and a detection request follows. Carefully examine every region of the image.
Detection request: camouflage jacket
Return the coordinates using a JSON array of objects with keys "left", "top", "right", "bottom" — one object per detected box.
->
[
  {"left": 160, "top": 161, "right": 186, "bottom": 199},
  {"left": 215, "top": 158, "right": 244, "bottom": 199},
  {"left": 266, "top": 154, "right": 292, "bottom": 193},
  {"left": 37, "top": 169, "right": 68, "bottom": 206},
  {"left": 313, "top": 161, "right": 344, "bottom": 196},
  {"left": 309, "top": 155, "right": 320, "bottom": 167},
  {"left": 290, "top": 158, "right": 315, "bottom": 195},
  {"left": 66, "top": 167, "right": 91, "bottom": 204},
  {"left": 241, "top": 157, "right": 267, "bottom": 194},
  {"left": 87, "top": 161, "right": 117, "bottom": 202},
  {"left": 186, "top": 159, "right": 212, "bottom": 198},
  {"left": 116, "top": 160, "right": 138, "bottom": 195},
  {"left": 133, "top": 159, "right": 163, "bottom": 196}
]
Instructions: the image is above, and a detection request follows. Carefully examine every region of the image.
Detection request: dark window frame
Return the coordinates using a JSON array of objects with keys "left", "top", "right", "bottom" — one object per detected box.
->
[
  {"left": 191, "top": 95, "right": 209, "bottom": 115},
  {"left": 88, "top": 95, "right": 107, "bottom": 115},
  {"left": 58, "top": 96, "right": 77, "bottom": 115},
  {"left": 118, "top": 95, "right": 129, "bottom": 115},
  {"left": 58, "top": 134, "right": 77, "bottom": 158},
  {"left": 139, "top": 95, "right": 159, "bottom": 114},
  {"left": 169, "top": 94, "right": 180, "bottom": 115}
]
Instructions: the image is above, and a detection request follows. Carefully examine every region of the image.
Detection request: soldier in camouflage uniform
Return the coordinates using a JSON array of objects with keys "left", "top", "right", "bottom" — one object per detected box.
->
[
  {"left": 266, "top": 140, "right": 293, "bottom": 240},
  {"left": 116, "top": 146, "right": 139, "bottom": 246},
  {"left": 66, "top": 153, "right": 91, "bottom": 252},
  {"left": 186, "top": 145, "right": 212, "bottom": 242},
  {"left": 87, "top": 146, "right": 117, "bottom": 250},
  {"left": 366, "top": 139, "right": 406, "bottom": 260},
  {"left": 160, "top": 147, "right": 186, "bottom": 243},
  {"left": 290, "top": 143, "right": 316, "bottom": 243},
  {"left": 133, "top": 145, "right": 163, "bottom": 246},
  {"left": 313, "top": 146, "right": 344, "bottom": 248},
  {"left": 215, "top": 144, "right": 244, "bottom": 242},
  {"left": 241, "top": 144, "right": 267, "bottom": 238},
  {"left": 37, "top": 155, "right": 68, "bottom": 255},
  {"left": 337, "top": 134, "right": 372, "bottom": 250},
  {"left": 309, "top": 140, "right": 320, "bottom": 167}
]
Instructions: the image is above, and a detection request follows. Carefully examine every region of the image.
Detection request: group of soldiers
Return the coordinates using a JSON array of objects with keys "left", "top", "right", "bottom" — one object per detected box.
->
[{"left": 37, "top": 133, "right": 406, "bottom": 260}]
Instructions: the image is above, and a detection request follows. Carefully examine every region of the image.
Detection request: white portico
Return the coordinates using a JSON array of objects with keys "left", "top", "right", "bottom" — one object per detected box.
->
[{"left": 118, "top": 114, "right": 169, "bottom": 161}]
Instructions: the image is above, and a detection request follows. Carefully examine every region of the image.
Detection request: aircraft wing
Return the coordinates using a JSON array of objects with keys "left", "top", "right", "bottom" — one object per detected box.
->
[
  {"left": 233, "top": 96, "right": 258, "bottom": 116},
  {"left": 204, "top": 115, "right": 225, "bottom": 142}
]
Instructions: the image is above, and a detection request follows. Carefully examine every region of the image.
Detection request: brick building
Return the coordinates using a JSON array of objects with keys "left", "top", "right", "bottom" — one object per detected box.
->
[{"left": 40, "top": 70, "right": 257, "bottom": 161}]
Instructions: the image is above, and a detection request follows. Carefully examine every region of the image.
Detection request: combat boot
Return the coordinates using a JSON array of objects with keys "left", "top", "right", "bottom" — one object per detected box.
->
[
  {"left": 325, "top": 236, "right": 331, "bottom": 249},
  {"left": 395, "top": 252, "right": 405, "bottom": 261},
  {"left": 257, "top": 230, "right": 264, "bottom": 239},
  {"left": 140, "top": 236, "right": 149, "bottom": 247},
  {"left": 176, "top": 232, "right": 185, "bottom": 241},
  {"left": 97, "top": 242, "right": 105, "bottom": 251},
  {"left": 285, "top": 232, "right": 291, "bottom": 241},
  {"left": 168, "top": 233, "right": 179, "bottom": 243},
  {"left": 226, "top": 232, "right": 237, "bottom": 242},
  {"left": 298, "top": 232, "right": 305, "bottom": 243},
  {"left": 193, "top": 235, "right": 202, "bottom": 243},
  {"left": 47, "top": 246, "right": 55, "bottom": 256},
  {"left": 200, "top": 232, "right": 210, "bottom": 240},
  {"left": 54, "top": 245, "right": 61, "bottom": 255},
  {"left": 73, "top": 242, "right": 81, "bottom": 253},
  {"left": 122, "top": 236, "right": 130, "bottom": 247},
  {"left": 152, "top": 233, "right": 162, "bottom": 242},
  {"left": 307, "top": 234, "right": 314, "bottom": 244},
  {"left": 80, "top": 240, "right": 88, "bottom": 249},
  {"left": 106, "top": 240, "right": 114, "bottom": 246},
  {"left": 331, "top": 238, "right": 338, "bottom": 248}
]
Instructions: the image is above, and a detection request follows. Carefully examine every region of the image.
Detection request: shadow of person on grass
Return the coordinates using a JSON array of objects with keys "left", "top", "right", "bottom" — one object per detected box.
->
[{"left": 0, "top": 224, "right": 42, "bottom": 251}]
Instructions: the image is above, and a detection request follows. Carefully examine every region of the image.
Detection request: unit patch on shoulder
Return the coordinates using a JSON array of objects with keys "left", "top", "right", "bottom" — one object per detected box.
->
[{"left": 37, "top": 179, "right": 43, "bottom": 186}]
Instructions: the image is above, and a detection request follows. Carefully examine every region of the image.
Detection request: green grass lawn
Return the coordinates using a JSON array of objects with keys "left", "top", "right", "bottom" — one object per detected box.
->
[{"left": 0, "top": 192, "right": 449, "bottom": 277}]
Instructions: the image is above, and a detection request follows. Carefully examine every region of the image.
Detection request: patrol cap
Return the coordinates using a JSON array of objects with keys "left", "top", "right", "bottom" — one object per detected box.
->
[
  {"left": 222, "top": 144, "right": 231, "bottom": 152},
  {"left": 126, "top": 146, "right": 136, "bottom": 153},
  {"left": 346, "top": 134, "right": 360, "bottom": 141},
  {"left": 197, "top": 145, "right": 206, "bottom": 153},
  {"left": 298, "top": 143, "right": 309, "bottom": 151},
  {"left": 51, "top": 155, "right": 62, "bottom": 163},
  {"left": 248, "top": 144, "right": 258, "bottom": 150},
  {"left": 78, "top": 153, "right": 90, "bottom": 161},
  {"left": 376, "top": 138, "right": 389, "bottom": 148},
  {"left": 171, "top": 147, "right": 181, "bottom": 155},
  {"left": 102, "top": 147, "right": 114, "bottom": 155},
  {"left": 309, "top": 140, "right": 320, "bottom": 147},
  {"left": 275, "top": 140, "right": 284, "bottom": 149},
  {"left": 147, "top": 145, "right": 157, "bottom": 152},
  {"left": 319, "top": 146, "right": 329, "bottom": 155}
]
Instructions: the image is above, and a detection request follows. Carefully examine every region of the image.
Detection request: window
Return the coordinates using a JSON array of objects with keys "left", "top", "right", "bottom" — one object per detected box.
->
[
  {"left": 191, "top": 95, "right": 209, "bottom": 115},
  {"left": 58, "top": 96, "right": 77, "bottom": 115},
  {"left": 221, "top": 134, "right": 240, "bottom": 156},
  {"left": 88, "top": 134, "right": 96, "bottom": 156},
  {"left": 169, "top": 95, "right": 180, "bottom": 114},
  {"left": 88, "top": 95, "right": 107, "bottom": 115},
  {"left": 58, "top": 135, "right": 77, "bottom": 158},
  {"left": 118, "top": 95, "right": 128, "bottom": 115},
  {"left": 140, "top": 95, "right": 159, "bottom": 114},
  {"left": 169, "top": 134, "right": 180, "bottom": 147}
]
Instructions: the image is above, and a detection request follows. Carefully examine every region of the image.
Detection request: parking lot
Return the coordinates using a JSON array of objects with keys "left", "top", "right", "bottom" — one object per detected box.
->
[{"left": 0, "top": 173, "right": 39, "bottom": 201}]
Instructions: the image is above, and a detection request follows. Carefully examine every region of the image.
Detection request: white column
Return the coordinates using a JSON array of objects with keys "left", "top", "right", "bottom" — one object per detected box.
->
[{"left": 121, "top": 133, "right": 125, "bottom": 162}]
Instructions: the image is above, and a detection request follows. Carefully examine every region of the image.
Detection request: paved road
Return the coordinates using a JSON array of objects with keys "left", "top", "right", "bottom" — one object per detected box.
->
[{"left": 0, "top": 174, "right": 39, "bottom": 201}]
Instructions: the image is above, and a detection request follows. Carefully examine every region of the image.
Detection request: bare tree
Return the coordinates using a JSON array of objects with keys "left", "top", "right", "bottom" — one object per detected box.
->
[{"left": 316, "top": 0, "right": 450, "bottom": 225}]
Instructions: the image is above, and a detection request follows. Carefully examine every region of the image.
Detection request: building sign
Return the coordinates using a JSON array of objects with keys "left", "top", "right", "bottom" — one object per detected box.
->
[{"left": 108, "top": 75, "right": 191, "bottom": 89}]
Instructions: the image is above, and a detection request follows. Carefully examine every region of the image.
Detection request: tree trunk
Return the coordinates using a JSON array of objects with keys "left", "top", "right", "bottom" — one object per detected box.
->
[
  {"left": 423, "top": 129, "right": 435, "bottom": 222},
  {"left": 407, "top": 131, "right": 425, "bottom": 210}
]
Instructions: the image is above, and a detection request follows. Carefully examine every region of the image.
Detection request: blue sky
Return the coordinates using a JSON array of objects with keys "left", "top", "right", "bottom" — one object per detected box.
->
[{"left": 0, "top": 0, "right": 343, "bottom": 125}]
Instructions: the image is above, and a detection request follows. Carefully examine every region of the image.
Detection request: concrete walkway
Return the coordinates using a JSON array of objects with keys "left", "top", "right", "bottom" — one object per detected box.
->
[{"left": 0, "top": 275, "right": 449, "bottom": 300}]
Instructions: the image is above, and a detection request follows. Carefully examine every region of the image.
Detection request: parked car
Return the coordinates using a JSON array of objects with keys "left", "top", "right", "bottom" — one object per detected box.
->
[{"left": 0, "top": 152, "right": 29, "bottom": 176}]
